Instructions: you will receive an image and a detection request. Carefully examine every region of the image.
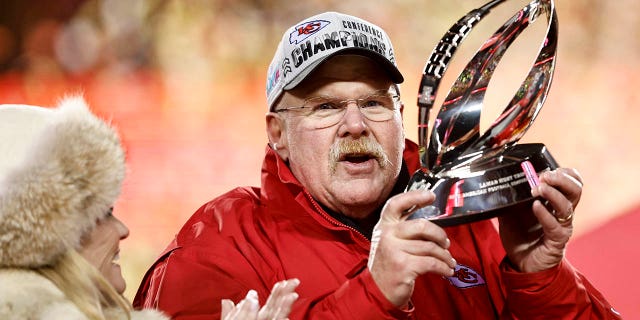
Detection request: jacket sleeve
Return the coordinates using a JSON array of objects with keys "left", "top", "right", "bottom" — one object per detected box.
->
[
  {"left": 289, "top": 267, "right": 413, "bottom": 319},
  {"left": 133, "top": 242, "right": 265, "bottom": 320},
  {"left": 500, "top": 259, "right": 622, "bottom": 319},
  {"left": 133, "top": 246, "right": 413, "bottom": 320}
]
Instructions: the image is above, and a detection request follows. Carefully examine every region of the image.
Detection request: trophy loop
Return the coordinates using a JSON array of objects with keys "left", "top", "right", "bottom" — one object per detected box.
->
[
  {"left": 408, "top": 0, "right": 560, "bottom": 227},
  {"left": 417, "top": 0, "right": 506, "bottom": 169},
  {"left": 428, "top": 0, "right": 558, "bottom": 170}
]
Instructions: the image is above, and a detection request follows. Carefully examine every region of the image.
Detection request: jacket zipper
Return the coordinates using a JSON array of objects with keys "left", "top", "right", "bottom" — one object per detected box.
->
[{"left": 303, "top": 190, "right": 370, "bottom": 244}]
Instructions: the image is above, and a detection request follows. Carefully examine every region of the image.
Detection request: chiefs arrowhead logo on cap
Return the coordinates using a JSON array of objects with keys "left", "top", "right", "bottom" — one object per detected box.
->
[{"left": 289, "top": 20, "right": 330, "bottom": 44}]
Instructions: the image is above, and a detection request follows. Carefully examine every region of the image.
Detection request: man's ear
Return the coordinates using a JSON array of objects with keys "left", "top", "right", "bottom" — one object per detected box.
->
[
  {"left": 399, "top": 102, "right": 406, "bottom": 150},
  {"left": 266, "top": 113, "right": 289, "bottom": 162}
]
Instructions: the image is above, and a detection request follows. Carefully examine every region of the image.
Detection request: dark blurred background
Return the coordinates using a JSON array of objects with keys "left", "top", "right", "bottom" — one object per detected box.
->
[{"left": 1, "top": 0, "right": 638, "bottom": 316}]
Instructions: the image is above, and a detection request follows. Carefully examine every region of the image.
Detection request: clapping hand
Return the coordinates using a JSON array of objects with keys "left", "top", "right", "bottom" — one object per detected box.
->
[{"left": 221, "top": 279, "right": 300, "bottom": 320}]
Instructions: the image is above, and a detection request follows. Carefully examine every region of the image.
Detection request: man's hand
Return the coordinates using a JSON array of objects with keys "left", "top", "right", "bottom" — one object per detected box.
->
[
  {"left": 498, "top": 168, "right": 583, "bottom": 273},
  {"left": 368, "top": 190, "right": 457, "bottom": 307}
]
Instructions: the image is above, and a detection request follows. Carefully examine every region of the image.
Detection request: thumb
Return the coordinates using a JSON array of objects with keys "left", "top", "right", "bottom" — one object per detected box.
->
[{"left": 379, "top": 189, "right": 436, "bottom": 223}]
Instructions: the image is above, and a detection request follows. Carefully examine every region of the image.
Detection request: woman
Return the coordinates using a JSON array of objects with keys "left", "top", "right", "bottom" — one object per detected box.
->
[{"left": 0, "top": 97, "right": 298, "bottom": 319}]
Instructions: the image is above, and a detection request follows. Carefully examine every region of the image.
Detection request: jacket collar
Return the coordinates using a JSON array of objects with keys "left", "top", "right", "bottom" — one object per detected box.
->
[{"left": 259, "top": 140, "right": 422, "bottom": 238}]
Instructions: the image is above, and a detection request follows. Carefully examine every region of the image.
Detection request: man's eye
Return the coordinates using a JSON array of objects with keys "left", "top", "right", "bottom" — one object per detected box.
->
[
  {"left": 313, "top": 102, "right": 340, "bottom": 111},
  {"left": 364, "top": 96, "right": 394, "bottom": 108},
  {"left": 361, "top": 100, "right": 384, "bottom": 108}
]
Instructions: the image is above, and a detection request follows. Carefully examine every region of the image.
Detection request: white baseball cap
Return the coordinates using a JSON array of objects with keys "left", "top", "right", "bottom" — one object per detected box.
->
[{"left": 265, "top": 11, "right": 404, "bottom": 111}]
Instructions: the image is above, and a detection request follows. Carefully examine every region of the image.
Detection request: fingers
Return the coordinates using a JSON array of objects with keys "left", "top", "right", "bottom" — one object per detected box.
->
[
  {"left": 259, "top": 279, "right": 300, "bottom": 320},
  {"left": 498, "top": 168, "right": 581, "bottom": 273},
  {"left": 529, "top": 169, "right": 577, "bottom": 250},
  {"left": 535, "top": 169, "right": 582, "bottom": 207},
  {"left": 535, "top": 184, "right": 575, "bottom": 223},
  {"left": 224, "top": 279, "right": 300, "bottom": 320},
  {"left": 368, "top": 226, "right": 455, "bottom": 307},
  {"left": 394, "top": 218, "right": 450, "bottom": 249},
  {"left": 559, "top": 167, "right": 583, "bottom": 186},
  {"left": 532, "top": 199, "right": 568, "bottom": 228},
  {"left": 392, "top": 220, "right": 456, "bottom": 275},
  {"left": 369, "top": 193, "right": 456, "bottom": 307},
  {"left": 531, "top": 168, "right": 583, "bottom": 224},
  {"left": 223, "top": 290, "right": 259, "bottom": 320},
  {"left": 375, "top": 191, "right": 453, "bottom": 272},
  {"left": 220, "top": 299, "right": 235, "bottom": 319},
  {"left": 399, "top": 237, "right": 457, "bottom": 270},
  {"left": 531, "top": 199, "right": 572, "bottom": 245}
]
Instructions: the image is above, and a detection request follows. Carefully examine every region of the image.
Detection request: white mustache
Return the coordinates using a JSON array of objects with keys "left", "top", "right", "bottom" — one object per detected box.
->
[{"left": 328, "top": 138, "right": 390, "bottom": 173}]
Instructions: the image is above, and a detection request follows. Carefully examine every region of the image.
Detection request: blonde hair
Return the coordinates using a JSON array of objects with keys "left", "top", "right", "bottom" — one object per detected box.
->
[{"left": 37, "top": 250, "right": 132, "bottom": 320}]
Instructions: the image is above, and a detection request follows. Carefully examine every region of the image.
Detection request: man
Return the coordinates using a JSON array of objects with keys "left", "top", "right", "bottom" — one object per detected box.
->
[{"left": 134, "top": 11, "right": 620, "bottom": 319}]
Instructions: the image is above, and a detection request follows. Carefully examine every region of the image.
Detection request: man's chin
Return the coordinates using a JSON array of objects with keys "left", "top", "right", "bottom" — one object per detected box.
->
[{"left": 334, "top": 183, "right": 385, "bottom": 205}]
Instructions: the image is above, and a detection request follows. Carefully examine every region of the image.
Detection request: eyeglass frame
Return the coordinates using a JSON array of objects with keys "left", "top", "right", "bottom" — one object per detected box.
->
[{"left": 272, "top": 89, "right": 402, "bottom": 128}]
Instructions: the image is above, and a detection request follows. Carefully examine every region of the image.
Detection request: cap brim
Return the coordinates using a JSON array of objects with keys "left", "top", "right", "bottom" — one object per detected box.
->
[{"left": 283, "top": 47, "right": 404, "bottom": 91}]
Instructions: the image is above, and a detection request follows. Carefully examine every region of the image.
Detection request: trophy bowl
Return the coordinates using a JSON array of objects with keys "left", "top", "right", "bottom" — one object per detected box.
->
[
  {"left": 406, "top": 0, "right": 559, "bottom": 227},
  {"left": 407, "top": 143, "right": 557, "bottom": 226}
]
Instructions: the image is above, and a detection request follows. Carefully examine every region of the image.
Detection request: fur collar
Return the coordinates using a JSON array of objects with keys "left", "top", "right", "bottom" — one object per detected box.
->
[{"left": 0, "top": 269, "right": 168, "bottom": 319}]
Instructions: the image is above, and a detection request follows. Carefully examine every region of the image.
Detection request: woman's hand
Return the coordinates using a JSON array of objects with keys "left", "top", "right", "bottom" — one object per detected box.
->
[{"left": 221, "top": 278, "right": 300, "bottom": 320}]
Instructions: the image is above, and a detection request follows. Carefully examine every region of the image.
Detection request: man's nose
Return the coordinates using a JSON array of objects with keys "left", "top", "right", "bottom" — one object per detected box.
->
[{"left": 339, "top": 102, "right": 369, "bottom": 137}]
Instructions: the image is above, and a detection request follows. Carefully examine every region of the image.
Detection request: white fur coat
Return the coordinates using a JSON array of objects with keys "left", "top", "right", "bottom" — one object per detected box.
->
[{"left": 0, "top": 268, "right": 169, "bottom": 320}]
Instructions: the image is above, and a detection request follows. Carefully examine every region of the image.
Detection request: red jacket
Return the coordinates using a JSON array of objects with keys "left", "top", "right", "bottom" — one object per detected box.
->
[{"left": 134, "top": 140, "right": 620, "bottom": 319}]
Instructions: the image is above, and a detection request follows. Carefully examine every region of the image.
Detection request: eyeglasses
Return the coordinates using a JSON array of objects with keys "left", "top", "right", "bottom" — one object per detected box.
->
[{"left": 274, "top": 90, "right": 401, "bottom": 129}]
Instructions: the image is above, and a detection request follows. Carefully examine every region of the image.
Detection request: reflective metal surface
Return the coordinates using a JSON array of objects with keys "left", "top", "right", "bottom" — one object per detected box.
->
[
  {"left": 417, "top": 0, "right": 506, "bottom": 168},
  {"left": 407, "top": 0, "right": 559, "bottom": 226}
]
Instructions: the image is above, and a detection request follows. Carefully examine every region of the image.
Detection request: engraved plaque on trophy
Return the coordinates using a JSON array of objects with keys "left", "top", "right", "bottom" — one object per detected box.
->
[{"left": 405, "top": 0, "right": 559, "bottom": 227}]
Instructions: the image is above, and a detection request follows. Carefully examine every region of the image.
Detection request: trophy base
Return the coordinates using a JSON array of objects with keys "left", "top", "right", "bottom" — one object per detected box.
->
[{"left": 405, "top": 143, "right": 558, "bottom": 227}]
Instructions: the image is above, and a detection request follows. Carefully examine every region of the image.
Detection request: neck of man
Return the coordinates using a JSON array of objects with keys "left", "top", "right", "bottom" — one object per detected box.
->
[{"left": 322, "top": 161, "right": 410, "bottom": 240}]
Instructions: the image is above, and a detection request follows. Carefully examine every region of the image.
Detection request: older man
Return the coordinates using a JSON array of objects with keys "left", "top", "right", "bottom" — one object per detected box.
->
[{"left": 134, "top": 11, "right": 620, "bottom": 319}]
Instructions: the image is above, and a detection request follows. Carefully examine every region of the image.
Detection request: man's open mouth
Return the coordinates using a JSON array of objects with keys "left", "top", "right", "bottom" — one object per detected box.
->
[{"left": 340, "top": 152, "right": 376, "bottom": 163}]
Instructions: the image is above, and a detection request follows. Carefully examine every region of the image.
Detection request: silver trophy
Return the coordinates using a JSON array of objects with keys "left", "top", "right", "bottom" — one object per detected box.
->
[{"left": 406, "top": 0, "right": 559, "bottom": 226}]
